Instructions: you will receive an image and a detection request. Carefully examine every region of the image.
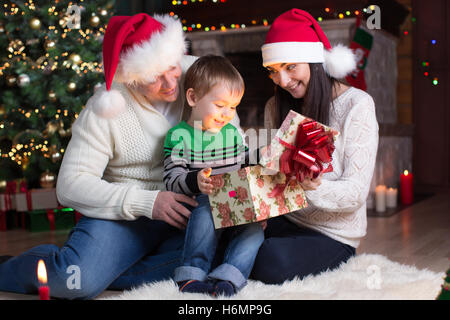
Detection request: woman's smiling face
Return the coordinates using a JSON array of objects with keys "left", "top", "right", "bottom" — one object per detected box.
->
[{"left": 266, "top": 62, "right": 311, "bottom": 99}]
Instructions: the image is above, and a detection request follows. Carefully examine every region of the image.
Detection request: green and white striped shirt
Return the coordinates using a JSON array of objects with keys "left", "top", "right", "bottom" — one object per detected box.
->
[{"left": 163, "top": 121, "right": 247, "bottom": 196}]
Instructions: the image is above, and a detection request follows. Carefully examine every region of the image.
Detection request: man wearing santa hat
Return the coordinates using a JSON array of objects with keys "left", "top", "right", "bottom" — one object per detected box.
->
[{"left": 0, "top": 13, "right": 245, "bottom": 299}]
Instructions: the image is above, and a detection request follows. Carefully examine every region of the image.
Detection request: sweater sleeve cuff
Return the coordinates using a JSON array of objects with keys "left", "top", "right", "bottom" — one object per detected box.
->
[
  {"left": 186, "top": 170, "right": 200, "bottom": 194},
  {"left": 123, "top": 188, "right": 160, "bottom": 219}
]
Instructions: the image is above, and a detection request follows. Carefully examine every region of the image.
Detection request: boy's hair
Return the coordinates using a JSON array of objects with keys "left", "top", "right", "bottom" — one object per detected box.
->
[{"left": 184, "top": 55, "right": 245, "bottom": 100}]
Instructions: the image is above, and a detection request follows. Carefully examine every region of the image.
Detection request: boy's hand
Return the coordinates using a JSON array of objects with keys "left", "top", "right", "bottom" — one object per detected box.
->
[{"left": 198, "top": 168, "right": 214, "bottom": 194}]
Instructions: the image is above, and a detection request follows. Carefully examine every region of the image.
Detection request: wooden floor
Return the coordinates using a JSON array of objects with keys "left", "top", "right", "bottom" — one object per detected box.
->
[{"left": 0, "top": 191, "right": 449, "bottom": 299}]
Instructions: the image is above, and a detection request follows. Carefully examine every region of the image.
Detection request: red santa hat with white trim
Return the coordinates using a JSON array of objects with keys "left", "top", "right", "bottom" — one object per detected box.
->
[
  {"left": 262, "top": 9, "right": 356, "bottom": 79},
  {"left": 95, "top": 13, "right": 186, "bottom": 117}
]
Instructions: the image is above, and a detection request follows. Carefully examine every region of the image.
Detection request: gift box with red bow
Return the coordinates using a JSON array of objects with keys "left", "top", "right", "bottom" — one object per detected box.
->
[
  {"left": 259, "top": 109, "right": 339, "bottom": 181},
  {"left": 208, "top": 110, "right": 338, "bottom": 229}
]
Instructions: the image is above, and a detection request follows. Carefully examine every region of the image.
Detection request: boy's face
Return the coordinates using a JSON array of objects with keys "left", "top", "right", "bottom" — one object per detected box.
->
[{"left": 187, "top": 84, "right": 242, "bottom": 133}]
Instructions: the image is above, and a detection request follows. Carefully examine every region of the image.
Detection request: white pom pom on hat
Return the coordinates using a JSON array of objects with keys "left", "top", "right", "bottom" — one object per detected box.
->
[
  {"left": 261, "top": 8, "right": 357, "bottom": 79},
  {"left": 93, "top": 13, "right": 186, "bottom": 117}
]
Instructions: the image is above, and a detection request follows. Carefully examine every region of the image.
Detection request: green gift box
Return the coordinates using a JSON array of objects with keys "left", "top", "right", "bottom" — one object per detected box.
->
[{"left": 26, "top": 208, "right": 76, "bottom": 232}]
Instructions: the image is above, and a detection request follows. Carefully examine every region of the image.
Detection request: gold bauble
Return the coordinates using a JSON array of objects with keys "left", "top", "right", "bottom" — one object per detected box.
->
[
  {"left": 89, "top": 15, "right": 100, "bottom": 27},
  {"left": 29, "top": 17, "right": 41, "bottom": 30},
  {"left": 69, "top": 53, "right": 81, "bottom": 65},
  {"left": 6, "top": 75, "right": 16, "bottom": 87},
  {"left": 67, "top": 82, "right": 77, "bottom": 92},
  {"left": 48, "top": 90, "right": 57, "bottom": 102},
  {"left": 99, "top": 9, "right": 108, "bottom": 16},
  {"left": 40, "top": 171, "right": 57, "bottom": 189},
  {"left": 49, "top": 145, "right": 62, "bottom": 163},
  {"left": 44, "top": 39, "right": 56, "bottom": 50},
  {"left": 43, "top": 119, "right": 62, "bottom": 137},
  {"left": 0, "top": 105, "right": 5, "bottom": 116},
  {"left": 0, "top": 180, "right": 6, "bottom": 192}
]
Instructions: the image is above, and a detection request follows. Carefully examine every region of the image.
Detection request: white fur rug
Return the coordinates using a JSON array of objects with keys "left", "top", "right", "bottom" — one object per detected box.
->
[{"left": 102, "top": 254, "right": 444, "bottom": 300}]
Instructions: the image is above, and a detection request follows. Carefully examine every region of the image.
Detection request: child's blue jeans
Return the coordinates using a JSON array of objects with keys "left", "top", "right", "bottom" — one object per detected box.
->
[{"left": 173, "top": 194, "right": 264, "bottom": 291}]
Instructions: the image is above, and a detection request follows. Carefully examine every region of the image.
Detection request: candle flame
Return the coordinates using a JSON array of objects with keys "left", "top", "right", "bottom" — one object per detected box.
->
[
  {"left": 404, "top": 170, "right": 409, "bottom": 176},
  {"left": 37, "top": 259, "right": 47, "bottom": 284}
]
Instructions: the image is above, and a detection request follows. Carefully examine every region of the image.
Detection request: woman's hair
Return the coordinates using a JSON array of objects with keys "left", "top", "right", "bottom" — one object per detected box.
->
[
  {"left": 274, "top": 63, "right": 340, "bottom": 127},
  {"left": 184, "top": 55, "right": 245, "bottom": 100}
]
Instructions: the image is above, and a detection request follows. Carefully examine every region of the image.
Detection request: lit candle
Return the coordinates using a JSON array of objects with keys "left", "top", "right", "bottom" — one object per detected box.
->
[
  {"left": 375, "top": 185, "right": 386, "bottom": 212},
  {"left": 37, "top": 259, "right": 50, "bottom": 300},
  {"left": 400, "top": 170, "right": 413, "bottom": 205},
  {"left": 386, "top": 187, "right": 398, "bottom": 208}
]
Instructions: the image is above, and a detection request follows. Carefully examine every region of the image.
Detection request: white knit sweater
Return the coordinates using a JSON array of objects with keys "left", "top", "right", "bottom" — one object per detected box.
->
[
  {"left": 56, "top": 55, "right": 243, "bottom": 221},
  {"left": 264, "top": 87, "right": 379, "bottom": 248}
]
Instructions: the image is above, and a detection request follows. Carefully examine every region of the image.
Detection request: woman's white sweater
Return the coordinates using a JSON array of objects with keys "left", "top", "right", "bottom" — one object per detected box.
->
[{"left": 264, "top": 87, "right": 379, "bottom": 248}]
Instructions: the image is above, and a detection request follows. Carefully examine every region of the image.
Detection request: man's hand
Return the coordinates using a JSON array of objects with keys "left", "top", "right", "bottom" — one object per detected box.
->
[
  {"left": 152, "top": 191, "right": 198, "bottom": 229},
  {"left": 299, "top": 173, "right": 323, "bottom": 191},
  {"left": 198, "top": 168, "right": 214, "bottom": 195}
]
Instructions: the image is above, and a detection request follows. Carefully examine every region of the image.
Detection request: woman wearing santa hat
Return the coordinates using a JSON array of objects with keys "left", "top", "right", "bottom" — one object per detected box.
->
[
  {"left": 251, "top": 9, "right": 379, "bottom": 283},
  {"left": 0, "top": 13, "right": 246, "bottom": 299}
]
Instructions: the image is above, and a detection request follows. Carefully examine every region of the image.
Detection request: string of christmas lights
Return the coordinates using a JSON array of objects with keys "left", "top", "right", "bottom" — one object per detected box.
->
[{"left": 171, "top": 6, "right": 372, "bottom": 33}]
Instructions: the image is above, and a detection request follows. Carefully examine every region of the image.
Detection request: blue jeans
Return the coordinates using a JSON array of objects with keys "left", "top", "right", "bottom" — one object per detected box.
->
[
  {"left": 0, "top": 216, "right": 184, "bottom": 299},
  {"left": 251, "top": 215, "right": 356, "bottom": 284},
  {"left": 173, "top": 194, "right": 264, "bottom": 291}
]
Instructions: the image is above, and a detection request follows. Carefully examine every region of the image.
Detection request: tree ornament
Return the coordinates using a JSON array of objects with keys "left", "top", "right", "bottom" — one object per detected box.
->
[
  {"left": 69, "top": 53, "right": 82, "bottom": 65},
  {"left": 67, "top": 82, "right": 77, "bottom": 92},
  {"left": 99, "top": 9, "right": 108, "bottom": 16},
  {"left": 5, "top": 75, "right": 17, "bottom": 87},
  {"left": 44, "top": 39, "right": 56, "bottom": 50},
  {"left": 43, "top": 120, "right": 60, "bottom": 137},
  {"left": 0, "top": 105, "right": 5, "bottom": 117},
  {"left": 29, "top": 18, "right": 42, "bottom": 30},
  {"left": 89, "top": 15, "right": 101, "bottom": 27},
  {"left": 49, "top": 145, "right": 62, "bottom": 163},
  {"left": 40, "top": 170, "right": 57, "bottom": 189},
  {"left": 48, "top": 90, "right": 57, "bottom": 102},
  {"left": 17, "top": 74, "right": 31, "bottom": 87}
]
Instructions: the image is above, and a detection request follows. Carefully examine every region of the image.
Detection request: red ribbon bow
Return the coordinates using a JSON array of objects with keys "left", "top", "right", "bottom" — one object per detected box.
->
[{"left": 277, "top": 120, "right": 335, "bottom": 183}]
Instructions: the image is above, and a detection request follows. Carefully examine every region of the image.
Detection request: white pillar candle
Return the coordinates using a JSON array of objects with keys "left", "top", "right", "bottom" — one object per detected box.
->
[
  {"left": 375, "top": 185, "right": 387, "bottom": 212},
  {"left": 386, "top": 187, "right": 398, "bottom": 208}
]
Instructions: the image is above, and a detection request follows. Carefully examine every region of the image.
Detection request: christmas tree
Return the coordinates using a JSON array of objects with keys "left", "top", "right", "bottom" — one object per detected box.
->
[
  {"left": 436, "top": 267, "right": 450, "bottom": 300},
  {"left": 0, "top": 0, "right": 115, "bottom": 188}
]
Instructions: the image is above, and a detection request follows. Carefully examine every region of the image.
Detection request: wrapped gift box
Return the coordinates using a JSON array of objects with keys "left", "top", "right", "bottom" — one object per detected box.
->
[
  {"left": 259, "top": 109, "right": 339, "bottom": 177},
  {"left": 26, "top": 208, "right": 76, "bottom": 232},
  {"left": 0, "top": 191, "right": 17, "bottom": 231},
  {"left": 15, "top": 188, "right": 59, "bottom": 212},
  {"left": 208, "top": 166, "right": 308, "bottom": 229},
  {"left": 0, "top": 193, "right": 16, "bottom": 211}
]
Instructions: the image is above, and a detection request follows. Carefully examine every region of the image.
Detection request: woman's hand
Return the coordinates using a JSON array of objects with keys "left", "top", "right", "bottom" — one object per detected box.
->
[
  {"left": 198, "top": 168, "right": 214, "bottom": 195},
  {"left": 299, "top": 173, "right": 323, "bottom": 191},
  {"left": 152, "top": 191, "right": 198, "bottom": 229}
]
